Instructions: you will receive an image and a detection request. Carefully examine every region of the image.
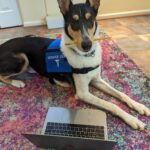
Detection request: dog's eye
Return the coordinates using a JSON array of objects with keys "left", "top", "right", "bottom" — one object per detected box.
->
[
  {"left": 71, "top": 19, "right": 80, "bottom": 31},
  {"left": 86, "top": 18, "right": 94, "bottom": 29}
]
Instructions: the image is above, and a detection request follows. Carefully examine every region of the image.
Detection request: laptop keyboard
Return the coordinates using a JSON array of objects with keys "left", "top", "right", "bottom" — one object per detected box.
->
[{"left": 45, "top": 122, "right": 105, "bottom": 139}]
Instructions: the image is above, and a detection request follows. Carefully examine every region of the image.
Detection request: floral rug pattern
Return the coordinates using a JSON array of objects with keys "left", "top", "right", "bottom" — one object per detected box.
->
[{"left": 0, "top": 33, "right": 150, "bottom": 150}]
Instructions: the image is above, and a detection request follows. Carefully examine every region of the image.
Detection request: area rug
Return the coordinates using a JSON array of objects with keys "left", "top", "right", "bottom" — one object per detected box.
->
[{"left": 0, "top": 32, "right": 150, "bottom": 150}]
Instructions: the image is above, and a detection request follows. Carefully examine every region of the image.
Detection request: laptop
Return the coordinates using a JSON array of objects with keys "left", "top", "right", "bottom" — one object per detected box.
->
[{"left": 23, "top": 107, "right": 116, "bottom": 150}]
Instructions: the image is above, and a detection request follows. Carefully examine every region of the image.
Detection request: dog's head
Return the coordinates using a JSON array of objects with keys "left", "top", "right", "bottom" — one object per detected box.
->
[{"left": 57, "top": 0, "right": 100, "bottom": 54}]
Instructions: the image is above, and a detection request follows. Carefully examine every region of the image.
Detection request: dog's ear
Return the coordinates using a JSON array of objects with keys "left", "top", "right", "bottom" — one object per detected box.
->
[
  {"left": 57, "top": 0, "right": 73, "bottom": 15},
  {"left": 86, "top": 0, "right": 100, "bottom": 12}
]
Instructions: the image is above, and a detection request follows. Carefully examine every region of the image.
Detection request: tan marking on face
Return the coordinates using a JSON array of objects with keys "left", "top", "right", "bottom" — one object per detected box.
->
[
  {"left": 68, "top": 21, "right": 96, "bottom": 51},
  {"left": 73, "top": 15, "right": 79, "bottom": 21},
  {"left": 85, "top": 13, "right": 91, "bottom": 20},
  {"left": 68, "top": 25, "right": 83, "bottom": 50}
]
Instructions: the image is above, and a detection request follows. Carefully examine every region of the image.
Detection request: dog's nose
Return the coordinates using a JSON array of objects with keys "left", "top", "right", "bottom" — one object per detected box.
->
[{"left": 81, "top": 39, "right": 92, "bottom": 52}]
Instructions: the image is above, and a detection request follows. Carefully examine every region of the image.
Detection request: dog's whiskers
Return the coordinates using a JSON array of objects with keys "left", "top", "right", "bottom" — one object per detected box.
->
[{"left": 65, "top": 37, "right": 109, "bottom": 46}]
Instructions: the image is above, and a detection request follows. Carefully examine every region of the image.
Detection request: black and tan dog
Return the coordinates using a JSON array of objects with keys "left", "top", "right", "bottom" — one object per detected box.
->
[{"left": 0, "top": 0, "right": 149, "bottom": 130}]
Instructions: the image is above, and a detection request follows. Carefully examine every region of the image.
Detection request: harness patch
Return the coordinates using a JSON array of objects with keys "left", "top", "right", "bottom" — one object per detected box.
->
[{"left": 46, "top": 39, "right": 72, "bottom": 73}]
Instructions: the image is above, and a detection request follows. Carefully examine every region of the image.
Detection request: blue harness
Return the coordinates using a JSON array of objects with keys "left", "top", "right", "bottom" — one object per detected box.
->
[
  {"left": 46, "top": 39, "right": 99, "bottom": 74},
  {"left": 46, "top": 39, "right": 72, "bottom": 73}
]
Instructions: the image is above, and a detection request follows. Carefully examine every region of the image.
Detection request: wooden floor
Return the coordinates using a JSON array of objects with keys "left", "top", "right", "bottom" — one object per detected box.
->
[
  {"left": 100, "top": 15, "right": 150, "bottom": 77},
  {"left": 0, "top": 15, "right": 150, "bottom": 77}
]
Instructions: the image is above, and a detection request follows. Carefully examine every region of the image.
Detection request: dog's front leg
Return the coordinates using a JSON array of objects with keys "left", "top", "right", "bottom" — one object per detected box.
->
[
  {"left": 73, "top": 74, "right": 145, "bottom": 130},
  {"left": 91, "top": 76, "right": 150, "bottom": 116}
]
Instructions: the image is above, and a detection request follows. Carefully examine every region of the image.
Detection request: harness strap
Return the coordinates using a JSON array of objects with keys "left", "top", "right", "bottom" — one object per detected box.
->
[
  {"left": 72, "top": 65, "right": 99, "bottom": 74},
  {"left": 46, "top": 39, "right": 99, "bottom": 74}
]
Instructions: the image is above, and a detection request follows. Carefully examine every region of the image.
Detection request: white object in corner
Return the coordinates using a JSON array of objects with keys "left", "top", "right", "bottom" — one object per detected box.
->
[
  {"left": 46, "top": 15, "right": 64, "bottom": 29},
  {"left": 0, "top": 0, "right": 22, "bottom": 28}
]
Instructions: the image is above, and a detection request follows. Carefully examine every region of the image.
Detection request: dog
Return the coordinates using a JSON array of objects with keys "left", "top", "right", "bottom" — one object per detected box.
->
[{"left": 0, "top": 0, "right": 149, "bottom": 130}]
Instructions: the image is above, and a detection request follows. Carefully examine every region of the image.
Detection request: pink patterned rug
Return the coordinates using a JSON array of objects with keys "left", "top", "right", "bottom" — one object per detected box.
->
[{"left": 0, "top": 33, "right": 150, "bottom": 150}]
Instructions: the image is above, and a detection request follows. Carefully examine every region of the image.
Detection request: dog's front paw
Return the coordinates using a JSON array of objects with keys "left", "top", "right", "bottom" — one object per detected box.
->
[
  {"left": 127, "top": 100, "right": 150, "bottom": 116},
  {"left": 12, "top": 80, "right": 26, "bottom": 88},
  {"left": 125, "top": 115, "right": 146, "bottom": 130}
]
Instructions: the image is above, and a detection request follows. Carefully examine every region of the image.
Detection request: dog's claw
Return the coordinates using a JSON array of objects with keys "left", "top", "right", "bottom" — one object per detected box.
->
[
  {"left": 11, "top": 80, "right": 26, "bottom": 88},
  {"left": 127, "top": 100, "right": 150, "bottom": 116},
  {"left": 125, "top": 116, "right": 146, "bottom": 130}
]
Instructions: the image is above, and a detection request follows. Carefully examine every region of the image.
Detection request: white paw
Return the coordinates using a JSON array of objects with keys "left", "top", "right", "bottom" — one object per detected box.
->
[
  {"left": 125, "top": 115, "right": 146, "bottom": 130},
  {"left": 127, "top": 101, "right": 150, "bottom": 116},
  {"left": 11, "top": 80, "right": 26, "bottom": 88}
]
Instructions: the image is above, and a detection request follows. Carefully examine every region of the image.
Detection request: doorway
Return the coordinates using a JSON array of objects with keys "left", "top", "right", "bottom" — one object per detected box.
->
[{"left": 0, "top": 0, "right": 22, "bottom": 28}]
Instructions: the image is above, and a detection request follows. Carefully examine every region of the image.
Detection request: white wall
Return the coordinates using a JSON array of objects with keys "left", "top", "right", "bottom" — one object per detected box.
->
[
  {"left": 100, "top": 0, "right": 150, "bottom": 14},
  {"left": 99, "top": 0, "right": 150, "bottom": 19},
  {"left": 18, "top": 0, "right": 46, "bottom": 26},
  {"left": 18, "top": 0, "right": 150, "bottom": 26},
  {"left": 45, "top": 0, "right": 85, "bottom": 16}
]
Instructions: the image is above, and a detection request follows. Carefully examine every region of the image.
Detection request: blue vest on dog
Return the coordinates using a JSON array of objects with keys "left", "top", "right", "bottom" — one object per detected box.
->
[{"left": 46, "top": 39, "right": 72, "bottom": 73}]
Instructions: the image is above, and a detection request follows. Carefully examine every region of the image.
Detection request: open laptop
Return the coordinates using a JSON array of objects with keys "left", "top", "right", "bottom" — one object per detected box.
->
[{"left": 23, "top": 107, "right": 116, "bottom": 150}]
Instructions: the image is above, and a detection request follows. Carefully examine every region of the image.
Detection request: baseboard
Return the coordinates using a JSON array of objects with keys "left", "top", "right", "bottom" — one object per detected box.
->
[
  {"left": 24, "top": 20, "right": 46, "bottom": 27},
  {"left": 97, "top": 9, "right": 150, "bottom": 19},
  {"left": 24, "top": 16, "right": 64, "bottom": 29}
]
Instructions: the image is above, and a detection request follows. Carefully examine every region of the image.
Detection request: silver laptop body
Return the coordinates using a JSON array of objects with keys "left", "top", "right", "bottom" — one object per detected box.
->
[{"left": 24, "top": 107, "right": 116, "bottom": 150}]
